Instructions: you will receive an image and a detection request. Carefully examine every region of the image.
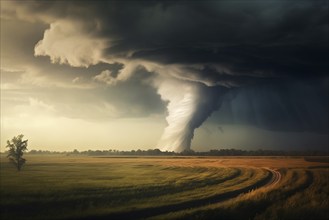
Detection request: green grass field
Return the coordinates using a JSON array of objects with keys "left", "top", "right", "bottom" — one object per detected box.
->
[{"left": 0, "top": 155, "right": 328, "bottom": 220}]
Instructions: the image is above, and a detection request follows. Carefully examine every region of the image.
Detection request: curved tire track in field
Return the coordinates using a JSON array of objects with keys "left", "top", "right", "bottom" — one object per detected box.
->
[
  {"left": 74, "top": 168, "right": 281, "bottom": 220},
  {"left": 263, "top": 168, "right": 281, "bottom": 187}
]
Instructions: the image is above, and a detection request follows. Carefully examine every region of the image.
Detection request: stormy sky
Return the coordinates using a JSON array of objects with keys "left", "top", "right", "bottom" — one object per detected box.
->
[{"left": 1, "top": 0, "right": 328, "bottom": 152}]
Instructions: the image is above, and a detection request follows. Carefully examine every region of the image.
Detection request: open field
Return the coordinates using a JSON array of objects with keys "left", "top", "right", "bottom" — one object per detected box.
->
[{"left": 0, "top": 155, "right": 328, "bottom": 220}]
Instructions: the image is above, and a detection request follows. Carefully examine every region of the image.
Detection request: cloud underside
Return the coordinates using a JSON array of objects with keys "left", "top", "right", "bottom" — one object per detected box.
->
[
  {"left": 2, "top": 0, "right": 328, "bottom": 151},
  {"left": 4, "top": 0, "right": 326, "bottom": 81}
]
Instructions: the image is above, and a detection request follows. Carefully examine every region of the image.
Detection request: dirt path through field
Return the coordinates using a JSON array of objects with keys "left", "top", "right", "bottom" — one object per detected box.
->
[{"left": 264, "top": 168, "right": 281, "bottom": 187}]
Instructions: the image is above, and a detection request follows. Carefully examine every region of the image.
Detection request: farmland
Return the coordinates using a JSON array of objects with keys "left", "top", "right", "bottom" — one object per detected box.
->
[{"left": 0, "top": 155, "right": 328, "bottom": 220}]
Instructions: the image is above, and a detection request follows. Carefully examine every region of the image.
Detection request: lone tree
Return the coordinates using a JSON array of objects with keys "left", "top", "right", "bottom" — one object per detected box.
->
[{"left": 6, "top": 134, "right": 28, "bottom": 171}]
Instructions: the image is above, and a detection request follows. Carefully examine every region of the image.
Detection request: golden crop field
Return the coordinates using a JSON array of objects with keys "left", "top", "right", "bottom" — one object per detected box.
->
[{"left": 0, "top": 155, "right": 328, "bottom": 220}]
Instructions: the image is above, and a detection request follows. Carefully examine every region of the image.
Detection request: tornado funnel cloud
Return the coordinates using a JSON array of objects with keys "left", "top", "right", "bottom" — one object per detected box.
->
[{"left": 156, "top": 78, "right": 221, "bottom": 152}]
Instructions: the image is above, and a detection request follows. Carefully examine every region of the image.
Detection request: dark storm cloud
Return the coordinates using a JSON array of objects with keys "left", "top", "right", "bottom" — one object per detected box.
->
[
  {"left": 214, "top": 79, "right": 328, "bottom": 133},
  {"left": 7, "top": 0, "right": 327, "bottom": 79},
  {"left": 5, "top": 0, "right": 328, "bottom": 136}
]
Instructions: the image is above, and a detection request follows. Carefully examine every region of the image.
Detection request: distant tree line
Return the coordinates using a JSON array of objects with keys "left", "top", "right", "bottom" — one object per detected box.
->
[{"left": 25, "top": 148, "right": 329, "bottom": 156}]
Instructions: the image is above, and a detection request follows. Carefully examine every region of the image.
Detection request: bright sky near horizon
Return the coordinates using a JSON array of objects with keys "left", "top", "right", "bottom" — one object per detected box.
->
[{"left": 1, "top": 1, "right": 328, "bottom": 152}]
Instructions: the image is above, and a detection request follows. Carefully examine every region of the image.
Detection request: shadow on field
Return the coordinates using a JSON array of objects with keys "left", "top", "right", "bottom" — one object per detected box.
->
[
  {"left": 304, "top": 157, "right": 329, "bottom": 163},
  {"left": 307, "top": 166, "right": 329, "bottom": 169},
  {"left": 1, "top": 168, "right": 242, "bottom": 220},
  {"left": 283, "top": 170, "right": 314, "bottom": 198},
  {"left": 70, "top": 171, "right": 273, "bottom": 220},
  {"left": 170, "top": 170, "right": 315, "bottom": 220}
]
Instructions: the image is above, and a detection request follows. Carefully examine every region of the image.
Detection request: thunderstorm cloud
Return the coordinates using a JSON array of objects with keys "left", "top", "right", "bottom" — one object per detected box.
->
[{"left": 1, "top": 0, "right": 328, "bottom": 151}]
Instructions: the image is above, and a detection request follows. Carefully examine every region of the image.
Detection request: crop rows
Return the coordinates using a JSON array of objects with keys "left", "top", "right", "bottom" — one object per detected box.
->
[{"left": 0, "top": 156, "right": 274, "bottom": 220}]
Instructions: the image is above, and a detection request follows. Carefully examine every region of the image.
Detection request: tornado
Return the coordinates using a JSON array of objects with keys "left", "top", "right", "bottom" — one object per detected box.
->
[{"left": 156, "top": 77, "right": 222, "bottom": 152}]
